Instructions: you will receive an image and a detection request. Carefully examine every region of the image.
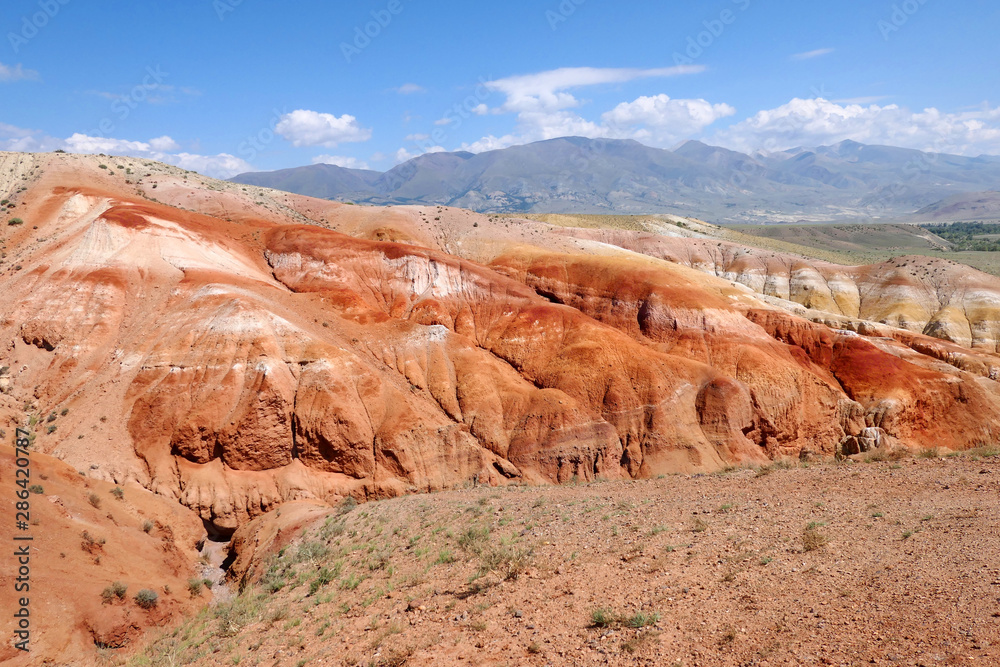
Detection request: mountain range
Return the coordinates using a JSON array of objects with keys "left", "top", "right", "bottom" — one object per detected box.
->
[{"left": 232, "top": 137, "right": 1000, "bottom": 224}]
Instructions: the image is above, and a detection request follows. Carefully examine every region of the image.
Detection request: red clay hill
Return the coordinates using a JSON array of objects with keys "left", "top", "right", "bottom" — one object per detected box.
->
[
  {"left": 2, "top": 150, "right": 1000, "bottom": 538},
  {"left": 5, "top": 150, "right": 1000, "bottom": 662}
]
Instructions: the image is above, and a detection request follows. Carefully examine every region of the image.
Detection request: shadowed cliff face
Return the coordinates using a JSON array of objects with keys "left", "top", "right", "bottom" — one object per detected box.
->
[{"left": 3, "top": 151, "right": 1000, "bottom": 534}]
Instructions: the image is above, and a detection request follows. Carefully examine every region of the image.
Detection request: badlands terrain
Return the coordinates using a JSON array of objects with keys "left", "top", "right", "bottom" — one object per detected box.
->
[{"left": 2, "top": 150, "right": 1000, "bottom": 664}]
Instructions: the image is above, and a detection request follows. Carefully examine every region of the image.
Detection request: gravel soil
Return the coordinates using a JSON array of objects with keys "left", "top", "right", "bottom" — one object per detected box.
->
[{"left": 135, "top": 453, "right": 1000, "bottom": 667}]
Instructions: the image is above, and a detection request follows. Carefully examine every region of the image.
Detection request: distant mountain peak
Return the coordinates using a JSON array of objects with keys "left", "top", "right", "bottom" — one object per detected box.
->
[{"left": 230, "top": 136, "right": 1000, "bottom": 223}]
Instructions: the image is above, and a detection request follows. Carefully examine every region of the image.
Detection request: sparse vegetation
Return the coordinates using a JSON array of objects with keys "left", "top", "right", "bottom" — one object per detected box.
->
[
  {"left": 134, "top": 589, "right": 159, "bottom": 609},
  {"left": 802, "top": 523, "right": 828, "bottom": 552},
  {"left": 477, "top": 544, "right": 532, "bottom": 581},
  {"left": 590, "top": 607, "right": 659, "bottom": 629},
  {"left": 101, "top": 581, "right": 127, "bottom": 603}
]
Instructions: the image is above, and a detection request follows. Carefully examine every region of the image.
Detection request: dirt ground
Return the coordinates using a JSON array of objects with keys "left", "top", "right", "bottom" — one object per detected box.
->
[{"left": 124, "top": 451, "right": 1000, "bottom": 667}]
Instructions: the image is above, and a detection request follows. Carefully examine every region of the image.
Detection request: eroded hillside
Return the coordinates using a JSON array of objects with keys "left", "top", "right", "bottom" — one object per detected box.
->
[{"left": 2, "top": 151, "right": 1000, "bottom": 542}]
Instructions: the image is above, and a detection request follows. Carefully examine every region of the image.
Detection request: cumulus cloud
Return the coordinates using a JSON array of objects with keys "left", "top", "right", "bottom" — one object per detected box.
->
[
  {"left": 712, "top": 98, "right": 1000, "bottom": 155},
  {"left": 791, "top": 48, "right": 834, "bottom": 61},
  {"left": 0, "top": 122, "right": 58, "bottom": 151},
  {"left": 393, "top": 145, "right": 446, "bottom": 164},
  {"left": 0, "top": 62, "right": 39, "bottom": 82},
  {"left": 62, "top": 133, "right": 252, "bottom": 178},
  {"left": 460, "top": 66, "right": 722, "bottom": 153},
  {"left": 485, "top": 66, "right": 705, "bottom": 114},
  {"left": 460, "top": 134, "right": 521, "bottom": 153},
  {"left": 63, "top": 134, "right": 155, "bottom": 155},
  {"left": 602, "top": 95, "right": 736, "bottom": 145},
  {"left": 0, "top": 125, "right": 252, "bottom": 179},
  {"left": 148, "top": 135, "right": 181, "bottom": 151},
  {"left": 311, "top": 154, "right": 371, "bottom": 170},
  {"left": 275, "top": 110, "right": 372, "bottom": 147}
]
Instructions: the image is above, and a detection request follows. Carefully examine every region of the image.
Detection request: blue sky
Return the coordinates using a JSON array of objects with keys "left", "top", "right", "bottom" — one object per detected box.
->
[{"left": 2, "top": 0, "right": 999, "bottom": 177}]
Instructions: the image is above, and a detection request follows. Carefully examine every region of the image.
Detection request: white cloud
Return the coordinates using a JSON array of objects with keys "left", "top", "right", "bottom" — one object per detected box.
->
[
  {"left": 460, "top": 135, "right": 520, "bottom": 153},
  {"left": 148, "top": 135, "right": 181, "bottom": 151},
  {"left": 0, "top": 127, "right": 252, "bottom": 179},
  {"left": 393, "top": 145, "right": 446, "bottom": 164},
  {"left": 0, "top": 62, "right": 39, "bottom": 82},
  {"left": 61, "top": 133, "right": 253, "bottom": 178},
  {"left": 0, "top": 122, "right": 59, "bottom": 151},
  {"left": 712, "top": 98, "right": 1000, "bottom": 155},
  {"left": 405, "top": 133, "right": 430, "bottom": 141},
  {"left": 460, "top": 65, "right": 722, "bottom": 153},
  {"left": 311, "top": 154, "right": 371, "bottom": 170},
  {"left": 170, "top": 153, "right": 253, "bottom": 178},
  {"left": 395, "top": 83, "right": 426, "bottom": 94},
  {"left": 485, "top": 66, "right": 705, "bottom": 114},
  {"left": 64, "top": 134, "right": 153, "bottom": 155},
  {"left": 791, "top": 48, "right": 835, "bottom": 61},
  {"left": 275, "top": 110, "right": 372, "bottom": 148},
  {"left": 602, "top": 95, "right": 736, "bottom": 145}
]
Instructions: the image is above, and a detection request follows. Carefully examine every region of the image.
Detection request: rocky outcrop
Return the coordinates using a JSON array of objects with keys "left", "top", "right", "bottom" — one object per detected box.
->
[{"left": 557, "top": 229, "right": 1000, "bottom": 352}]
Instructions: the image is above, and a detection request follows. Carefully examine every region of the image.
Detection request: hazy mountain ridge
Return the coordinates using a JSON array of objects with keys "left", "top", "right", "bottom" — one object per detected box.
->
[{"left": 232, "top": 137, "right": 1000, "bottom": 223}]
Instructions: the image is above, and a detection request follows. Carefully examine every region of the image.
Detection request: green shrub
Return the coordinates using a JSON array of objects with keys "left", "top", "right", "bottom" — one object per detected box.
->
[
  {"left": 87, "top": 493, "right": 101, "bottom": 508},
  {"left": 8, "top": 218, "right": 24, "bottom": 226},
  {"left": 28, "top": 485, "right": 43, "bottom": 495},
  {"left": 111, "top": 487, "right": 124, "bottom": 500},
  {"left": 188, "top": 578, "right": 203, "bottom": 596},
  {"left": 627, "top": 611, "right": 660, "bottom": 628},
  {"left": 591, "top": 608, "right": 617, "bottom": 627},
  {"left": 102, "top": 581, "right": 127, "bottom": 602},
  {"left": 134, "top": 589, "right": 158, "bottom": 609}
]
